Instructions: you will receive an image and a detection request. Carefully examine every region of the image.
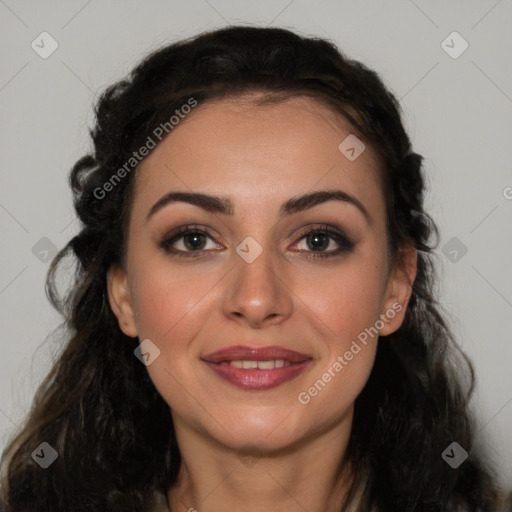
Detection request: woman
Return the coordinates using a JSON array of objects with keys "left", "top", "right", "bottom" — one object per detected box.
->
[{"left": 0, "top": 26, "right": 508, "bottom": 512}]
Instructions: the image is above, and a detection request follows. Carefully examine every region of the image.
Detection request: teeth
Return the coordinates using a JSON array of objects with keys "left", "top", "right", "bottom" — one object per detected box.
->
[
  {"left": 229, "top": 359, "right": 289, "bottom": 369},
  {"left": 257, "top": 360, "right": 275, "bottom": 370}
]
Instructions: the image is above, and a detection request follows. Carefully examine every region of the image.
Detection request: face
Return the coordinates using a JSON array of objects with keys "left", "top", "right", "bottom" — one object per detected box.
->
[{"left": 108, "top": 95, "right": 416, "bottom": 453}]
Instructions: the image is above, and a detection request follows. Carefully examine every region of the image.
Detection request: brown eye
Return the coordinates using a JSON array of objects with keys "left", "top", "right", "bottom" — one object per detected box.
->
[
  {"left": 182, "top": 232, "right": 207, "bottom": 250},
  {"left": 292, "top": 225, "right": 355, "bottom": 259},
  {"left": 159, "top": 225, "right": 222, "bottom": 257},
  {"left": 303, "top": 232, "right": 332, "bottom": 252}
]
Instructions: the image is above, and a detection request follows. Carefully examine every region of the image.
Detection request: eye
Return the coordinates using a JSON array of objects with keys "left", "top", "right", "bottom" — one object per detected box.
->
[
  {"left": 291, "top": 224, "right": 355, "bottom": 259},
  {"left": 159, "top": 223, "right": 354, "bottom": 260},
  {"left": 159, "top": 225, "right": 222, "bottom": 257}
]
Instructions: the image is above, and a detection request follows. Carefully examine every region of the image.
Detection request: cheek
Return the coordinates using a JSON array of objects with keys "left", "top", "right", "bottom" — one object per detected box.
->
[
  {"left": 293, "top": 258, "right": 386, "bottom": 408},
  {"left": 127, "top": 258, "right": 227, "bottom": 402},
  {"left": 300, "top": 258, "right": 387, "bottom": 347},
  {"left": 129, "top": 258, "right": 220, "bottom": 344},
  {"left": 127, "top": 263, "right": 219, "bottom": 415}
]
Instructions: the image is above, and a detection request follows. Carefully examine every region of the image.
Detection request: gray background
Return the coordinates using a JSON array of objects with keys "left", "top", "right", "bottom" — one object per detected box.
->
[{"left": 1, "top": 0, "right": 511, "bottom": 488}]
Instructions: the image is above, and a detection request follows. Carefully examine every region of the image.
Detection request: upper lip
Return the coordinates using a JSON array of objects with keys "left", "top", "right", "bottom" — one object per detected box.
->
[{"left": 202, "top": 345, "right": 312, "bottom": 363}]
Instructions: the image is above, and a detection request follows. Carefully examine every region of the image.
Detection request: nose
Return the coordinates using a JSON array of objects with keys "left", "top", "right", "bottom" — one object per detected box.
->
[{"left": 222, "top": 244, "right": 294, "bottom": 329}]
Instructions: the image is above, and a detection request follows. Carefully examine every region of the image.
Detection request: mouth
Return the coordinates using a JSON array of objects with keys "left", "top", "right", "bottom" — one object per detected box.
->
[{"left": 201, "top": 345, "right": 312, "bottom": 390}]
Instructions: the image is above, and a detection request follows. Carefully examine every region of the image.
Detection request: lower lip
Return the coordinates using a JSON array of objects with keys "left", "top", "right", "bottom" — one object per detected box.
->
[{"left": 203, "top": 361, "right": 311, "bottom": 390}]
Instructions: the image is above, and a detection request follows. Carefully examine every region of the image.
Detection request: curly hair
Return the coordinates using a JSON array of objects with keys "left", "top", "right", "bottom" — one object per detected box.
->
[{"left": 0, "top": 25, "right": 505, "bottom": 511}]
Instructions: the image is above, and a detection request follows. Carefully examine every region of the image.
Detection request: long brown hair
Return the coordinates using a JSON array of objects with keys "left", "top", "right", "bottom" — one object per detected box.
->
[{"left": 0, "top": 26, "right": 504, "bottom": 511}]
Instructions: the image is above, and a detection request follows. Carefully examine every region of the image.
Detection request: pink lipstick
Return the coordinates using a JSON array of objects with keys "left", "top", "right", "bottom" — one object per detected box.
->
[{"left": 201, "top": 345, "right": 312, "bottom": 390}]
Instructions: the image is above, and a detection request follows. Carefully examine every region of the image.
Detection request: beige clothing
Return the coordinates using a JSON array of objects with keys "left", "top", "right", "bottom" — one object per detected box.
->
[
  {"left": 149, "top": 479, "right": 366, "bottom": 511},
  {"left": 149, "top": 487, "right": 512, "bottom": 511},
  {"left": 151, "top": 491, "right": 171, "bottom": 512}
]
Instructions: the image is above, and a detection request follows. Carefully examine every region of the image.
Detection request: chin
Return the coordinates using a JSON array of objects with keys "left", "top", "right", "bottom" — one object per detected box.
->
[{"left": 212, "top": 408, "right": 310, "bottom": 452}]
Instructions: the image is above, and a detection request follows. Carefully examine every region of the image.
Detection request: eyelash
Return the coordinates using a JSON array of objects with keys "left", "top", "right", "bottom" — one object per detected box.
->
[{"left": 159, "top": 223, "right": 355, "bottom": 260}]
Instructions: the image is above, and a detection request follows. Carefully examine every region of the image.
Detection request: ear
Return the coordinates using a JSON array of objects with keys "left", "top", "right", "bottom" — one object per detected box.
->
[
  {"left": 107, "top": 265, "right": 138, "bottom": 338},
  {"left": 378, "top": 245, "right": 417, "bottom": 336}
]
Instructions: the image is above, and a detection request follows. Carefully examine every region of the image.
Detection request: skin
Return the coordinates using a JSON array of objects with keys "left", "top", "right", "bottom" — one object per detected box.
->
[{"left": 108, "top": 95, "right": 417, "bottom": 512}]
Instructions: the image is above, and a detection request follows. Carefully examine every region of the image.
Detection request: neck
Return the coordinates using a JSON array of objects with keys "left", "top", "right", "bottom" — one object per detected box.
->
[{"left": 167, "top": 409, "right": 355, "bottom": 512}]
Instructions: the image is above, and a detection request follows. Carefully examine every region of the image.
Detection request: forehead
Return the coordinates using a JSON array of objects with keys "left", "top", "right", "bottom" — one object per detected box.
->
[{"left": 131, "top": 95, "right": 384, "bottom": 216}]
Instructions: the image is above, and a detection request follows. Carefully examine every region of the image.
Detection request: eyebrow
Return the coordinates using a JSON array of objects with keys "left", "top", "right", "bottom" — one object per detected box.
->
[{"left": 146, "top": 189, "right": 371, "bottom": 224}]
